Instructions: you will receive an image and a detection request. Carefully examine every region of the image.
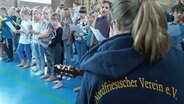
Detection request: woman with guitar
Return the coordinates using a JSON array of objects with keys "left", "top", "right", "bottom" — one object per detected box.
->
[{"left": 76, "top": 0, "right": 184, "bottom": 104}]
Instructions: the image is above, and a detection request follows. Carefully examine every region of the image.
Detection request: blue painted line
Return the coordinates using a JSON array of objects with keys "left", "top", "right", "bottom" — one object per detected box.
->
[{"left": 0, "top": 69, "right": 68, "bottom": 104}]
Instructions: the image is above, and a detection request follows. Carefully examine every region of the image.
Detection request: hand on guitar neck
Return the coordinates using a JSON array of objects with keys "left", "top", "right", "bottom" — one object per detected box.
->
[{"left": 54, "top": 64, "right": 84, "bottom": 78}]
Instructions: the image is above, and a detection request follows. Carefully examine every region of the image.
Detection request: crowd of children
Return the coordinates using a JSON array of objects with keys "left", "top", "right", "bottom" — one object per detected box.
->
[
  {"left": 0, "top": 0, "right": 183, "bottom": 91},
  {"left": 0, "top": 1, "right": 112, "bottom": 90}
]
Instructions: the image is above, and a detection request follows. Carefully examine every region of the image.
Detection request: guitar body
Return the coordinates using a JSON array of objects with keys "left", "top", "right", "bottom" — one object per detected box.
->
[{"left": 54, "top": 64, "right": 84, "bottom": 78}]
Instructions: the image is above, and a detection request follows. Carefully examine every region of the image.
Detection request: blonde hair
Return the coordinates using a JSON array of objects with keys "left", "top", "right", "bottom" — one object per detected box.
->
[
  {"left": 63, "top": 8, "right": 71, "bottom": 26},
  {"left": 64, "top": 8, "right": 71, "bottom": 20},
  {"left": 20, "top": 6, "right": 30, "bottom": 16},
  {"left": 50, "top": 12, "right": 61, "bottom": 22},
  {"left": 8, "top": 7, "right": 15, "bottom": 16},
  {"left": 32, "top": 7, "right": 42, "bottom": 22},
  {"left": 112, "top": 0, "right": 170, "bottom": 63},
  {"left": 42, "top": 6, "right": 52, "bottom": 15}
]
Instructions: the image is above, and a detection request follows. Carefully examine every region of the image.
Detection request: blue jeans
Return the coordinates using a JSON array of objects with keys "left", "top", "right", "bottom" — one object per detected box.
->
[
  {"left": 74, "top": 40, "right": 87, "bottom": 62},
  {"left": 33, "top": 43, "right": 45, "bottom": 71},
  {"left": 17, "top": 43, "right": 31, "bottom": 60},
  {"left": 63, "top": 40, "right": 73, "bottom": 65}
]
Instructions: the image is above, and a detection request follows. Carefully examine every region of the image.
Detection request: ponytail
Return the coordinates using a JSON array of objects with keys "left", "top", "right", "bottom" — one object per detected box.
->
[
  {"left": 132, "top": 0, "right": 170, "bottom": 63},
  {"left": 112, "top": 0, "right": 170, "bottom": 63}
]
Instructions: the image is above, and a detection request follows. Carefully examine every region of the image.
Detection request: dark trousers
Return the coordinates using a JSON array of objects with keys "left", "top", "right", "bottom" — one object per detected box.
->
[
  {"left": 181, "top": 41, "right": 184, "bottom": 51},
  {"left": 3, "top": 38, "right": 13, "bottom": 59},
  {"left": 53, "top": 43, "right": 63, "bottom": 65}
]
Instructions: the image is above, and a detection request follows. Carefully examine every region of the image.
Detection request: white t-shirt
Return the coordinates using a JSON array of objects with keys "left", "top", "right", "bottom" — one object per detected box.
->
[
  {"left": 19, "top": 20, "right": 32, "bottom": 44},
  {"left": 32, "top": 22, "right": 42, "bottom": 43}
]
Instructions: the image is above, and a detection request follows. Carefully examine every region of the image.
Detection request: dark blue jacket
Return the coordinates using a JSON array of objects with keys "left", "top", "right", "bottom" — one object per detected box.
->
[
  {"left": 77, "top": 33, "right": 184, "bottom": 104},
  {"left": 2, "top": 16, "right": 13, "bottom": 39}
]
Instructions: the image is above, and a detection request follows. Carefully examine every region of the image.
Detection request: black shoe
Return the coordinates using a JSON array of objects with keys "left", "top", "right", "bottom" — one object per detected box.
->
[{"left": 5, "top": 58, "right": 13, "bottom": 63}]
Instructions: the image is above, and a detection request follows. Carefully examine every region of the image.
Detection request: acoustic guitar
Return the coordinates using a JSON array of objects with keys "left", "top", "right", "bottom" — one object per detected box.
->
[{"left": 54, "top": 64, "right": 84, "bottom": 78}]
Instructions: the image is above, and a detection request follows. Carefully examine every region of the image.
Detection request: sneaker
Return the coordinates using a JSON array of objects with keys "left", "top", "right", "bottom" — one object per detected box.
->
[
  {"left": 31, "top": 60, "right": 37, "bottom": 66},
  {"left": 0, "top": 57, "right": 2, "bottom": 61},
  {"left": 53, "top": 80, "right": 59, "bottom": 84},
  {"left": 38, "top": 71, "right": 44, "bottom": 76},
  {"left": 32, "top": 68, "right": 39, "bottom": 73},
  {"left": 5, "top": 58, "right": 13, "bottom": 63},
  {"left": 40, "top": 74, "right": 50, "bottom": 79},
  {"left": 62, "top": 76, "right": 67, "bottom": 79},
  {"left": 35, "top": 71, "right": 44, "bottom": 76},
  {"left": 52, "top": 81, "right": 63, "bottom": 89},
  {"left": 67, "top": 77, "right": 71, "bottom": 80},
  {"left": 73, "top": 87, "right": 80, "bottom": 92},
  {"left": 45, "top": 76, "right": 56, "bottom": 82}
]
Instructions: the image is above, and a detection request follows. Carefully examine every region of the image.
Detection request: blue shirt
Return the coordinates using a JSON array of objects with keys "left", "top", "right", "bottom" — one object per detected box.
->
[
  {"left": 62, "top": 20, "right": 73, "bottom": 41},
  {"left": 168, "top": 23, "right": 184, "bottom": 51},
  {"left": 2, "top": 16, "right": 13, "bottom": 39}
]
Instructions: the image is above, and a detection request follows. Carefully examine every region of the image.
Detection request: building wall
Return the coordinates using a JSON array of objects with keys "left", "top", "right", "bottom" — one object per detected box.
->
[
  {"left": 0, "top": 0, "right": 50, "bottom": 9},
  {"left": 0, "top": 0, "right": 15, "bottom": 9},
  {"left": 77, "top": 0, "right": 178, "bottom": 12},
  {"left": 20, "top": 1, "right": 50, "bottom": 9},
  {"left": 0, "top": 0, "right": 179, "bottom": 12},
  {"left": 51, "top": 0, "right": 60, "bottom": 11}
]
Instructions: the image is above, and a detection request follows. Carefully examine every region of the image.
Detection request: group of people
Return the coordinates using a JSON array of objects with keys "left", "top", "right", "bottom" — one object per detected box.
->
[
  {"left": 0, "top": 1, "right": 112, "bottom": 89},
  {"left": 0, "top": 0, "right": 184, "bottom": 103}
]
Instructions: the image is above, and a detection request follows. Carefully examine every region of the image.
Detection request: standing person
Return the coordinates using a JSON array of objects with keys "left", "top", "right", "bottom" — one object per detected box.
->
[
  {"left": 74, "top": 6, "right": 88, "bottom": 62},
  {"left": 62, "top": 8, "right": 73, "bottom": 65},
  {"left": 14, "top": 7, "right": 22, "bottom": 51},
  {"left": 168, "top": 5, "right": 184, "bottom": 51},
  {"left": 56, "top": 6, "right": 66, "bottom": 64},
  {"left": 0, "top": 16, "right": 3, "bottom": 61},
  {"left": 72, "top": 2, "right": 80, "bottom": 24},
  {"left": 8, "top": 7, "right": 17, "bottom": 52},
  {"left": 77, "top": 0, "right": 184, "bottom": 104},
  {"left": 46, "top": 12, "right": 63, "bottom": 86},
  {"left": 38, "top": 6, "right": 54, "bottom": 79},
  {"left": 0, "top": 7, "right": 14, "bottom": 62},
  {"left": 30, "top": 7, "right": 45, "bottom": 75},
  {"left": 16, "top": 6, "right": 32, "bottom": 68},
  {"left": 90, "top": 0, "right": 111, "bottom": 47}
]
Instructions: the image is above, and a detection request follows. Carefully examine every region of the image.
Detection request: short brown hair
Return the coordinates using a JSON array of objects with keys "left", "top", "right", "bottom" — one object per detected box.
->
[
  {"left": 0, "top": 6, "right": 8, "bottom": 15},
  {"left": 103, "top": 0, "right": 112, "bottom": 9},
  {"left": 79, "top": 7, "right": 87, "bottom": 14}
]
